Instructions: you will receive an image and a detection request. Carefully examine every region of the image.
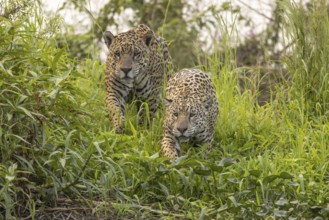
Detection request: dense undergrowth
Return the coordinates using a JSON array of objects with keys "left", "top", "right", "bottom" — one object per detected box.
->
[{"left": 1, "top": 0, "right": 329, "bottom": 219}]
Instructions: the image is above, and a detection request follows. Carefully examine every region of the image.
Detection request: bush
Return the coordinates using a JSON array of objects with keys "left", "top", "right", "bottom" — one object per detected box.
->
[{"left": 1, "top": 0, "right": 329, "bottom": 219}]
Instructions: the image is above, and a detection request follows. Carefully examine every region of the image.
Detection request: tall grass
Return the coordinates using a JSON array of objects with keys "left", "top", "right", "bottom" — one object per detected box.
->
[
  {"left": 0, "top": 1, "right": 106, "bottom": 218},
  {"left": 1, "top": 0, "right": 329, "bottom": 219},
  {"left": 281, "top": 0, "right": 329, "bottom": 115}
]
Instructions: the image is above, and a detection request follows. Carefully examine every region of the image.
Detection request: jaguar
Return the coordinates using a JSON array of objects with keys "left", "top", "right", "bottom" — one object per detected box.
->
[
  {"left": 103, "top": 24, "right": 171, "bottom": 133},
  {"left": 161, "top": 68, "right": 219, "bottom": 160}
]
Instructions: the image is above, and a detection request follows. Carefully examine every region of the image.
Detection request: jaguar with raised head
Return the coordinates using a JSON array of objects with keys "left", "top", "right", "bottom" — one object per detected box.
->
[{"left": 103, "top": 24, "right": 171, "bottom": 133}]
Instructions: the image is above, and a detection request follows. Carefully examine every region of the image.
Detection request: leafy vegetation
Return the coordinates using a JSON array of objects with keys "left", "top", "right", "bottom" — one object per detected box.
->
[{"left": 1, "top": 0, "right": 329, "bottom": 219}]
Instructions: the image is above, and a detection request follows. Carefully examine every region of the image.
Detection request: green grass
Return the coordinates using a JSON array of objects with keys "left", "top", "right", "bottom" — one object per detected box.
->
[{"left": 1, "top": 0, "right": 329, "bottom": 219}]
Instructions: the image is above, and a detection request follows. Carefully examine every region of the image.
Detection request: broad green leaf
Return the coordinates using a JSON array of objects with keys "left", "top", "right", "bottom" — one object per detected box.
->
[
  {"left": 209, "top": 163, "right": 223, "bottom": 172},
  {"left": 5, "top": 174, "right": 15, "bottom": 182},
  {"left": 193, "top": 167, "right": 212, "bottom": 176},
  {"left": 228, "top": 196, "right": 240, "bottom": 207},
  {"left": 7, "top": 112, "right": 13, "bottom": 121},
  {"left": 52, "top": 49, "right": 65, "bottom": 72},
  {"left": 149, "top": 153, "right": 159, "bottom": 159},
  {"left": 256, "top": 209, "right": 269, "bottom": 217},
  {"left": 221, "top": 2, "right": 231, "bottom": 10},
  {"left": 287, "top": 181, "right": 299, "bottom": 187},
  {"left": 227, "top": 178, "right": 239, "bottom": 184},
  {"left": 273, "top": 210, "right": 287, "bottom": 217},
  {"left": 7, "top": 164, "right": 17, "bottom": 176},
  {"left": 249, "top": 169, "right": 262, "bottom": 178},
  {"left": 263, "top": 175, "right": 278, "bottom": 184},
  {"left": 158, "top": 183, "right": 169, "bottom": 196},
  {"left": 279, "top": 172, "right": 294, "bottom": 179},
  {"left": 174, "top": 168, "right": 188, "bottom": 186},
  {"left": 275, "top": 198, "right": 289, "bottom": 206},
  {"left": 200, "top": 207, "right": 207, "bottom": 220},
  {"left": 59, "top": 158, "right": 66, "bottom": 168},
  {"left": 18, "top": 95, "right": 28, "bottom": 104},
  {"left": 173, "top": 157, "right": 201, "bottom": 169},
  {"left": 0, "top": 62, "right": 12, "bottom": 76},
  {"left": 65, "top": 129, "right": 76, "bottom": 148},
  {"left": 219, "top": 158, "right": 235, "bottom": 167},
  {"left": 17, "top": 106, "right": 35, "bottom": 120}
]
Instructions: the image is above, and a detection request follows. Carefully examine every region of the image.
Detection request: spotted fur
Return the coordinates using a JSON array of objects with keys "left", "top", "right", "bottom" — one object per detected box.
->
[
  {"left": 103, "top": 24, "right": 171, "bottom": 133},
  {"left": 161, "top": 68, "right": 219, "bottom": 160}
]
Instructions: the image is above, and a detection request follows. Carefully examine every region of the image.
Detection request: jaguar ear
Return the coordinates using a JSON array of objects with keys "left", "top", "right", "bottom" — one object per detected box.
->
[
  {"left": 136, "top": 24, "right": 154, "bottom": 47},
  {"left": 103, "top": 31, "right": 115, "bottom": 48},
  {"left": 164, "top": 98, "right": 172, "bottom": 107},
  {"left": 144, "top": 33, "right": 153, "bottom": 47}
]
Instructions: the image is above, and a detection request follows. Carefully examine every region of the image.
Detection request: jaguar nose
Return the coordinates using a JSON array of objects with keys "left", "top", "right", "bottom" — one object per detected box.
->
[
  {"left": 177, "top": 126, "right": 187, "bottom": 134},
  {"left": 121, "top": 67, "right": 132, "bottom": 74}
]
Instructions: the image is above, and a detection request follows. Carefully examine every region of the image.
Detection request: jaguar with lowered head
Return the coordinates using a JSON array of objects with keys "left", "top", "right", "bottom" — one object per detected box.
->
[
  {"left": 103, "top": 24, "right": 171, "bottom": 133},
  {"left": 161, "top": 68, "right": 219, "bottom": 160}
]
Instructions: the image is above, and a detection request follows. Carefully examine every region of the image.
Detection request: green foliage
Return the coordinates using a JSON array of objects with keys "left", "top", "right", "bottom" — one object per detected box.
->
[
  {"left": 0, "top": 1, "right": 107, "bottom": 218},
  {"left": 282, "top": 0, "right": 329, "bottom": 115},
  {"left": 1, "top": 0, "right": 329, "bottom": 219}
]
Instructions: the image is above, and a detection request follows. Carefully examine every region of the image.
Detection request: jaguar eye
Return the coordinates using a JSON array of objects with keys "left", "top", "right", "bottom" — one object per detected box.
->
[
  {"left": 114, "top": 51, "right": 120, "bottom": 57},
  {"left": 173, "top": 111, "right": 179, "bottom": 117},
  {"left": 134, "top": 51, "right": 141, "bottom": 57},
  {"left": 190, "top": 112, "right": 196, "bottom": 118}
]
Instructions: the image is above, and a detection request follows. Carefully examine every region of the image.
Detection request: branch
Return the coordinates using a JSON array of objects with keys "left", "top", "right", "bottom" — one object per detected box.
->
[
  {"left": 44, "top": 207, "right": 91, "bottom": 212},
  {"left": 271, "top": 40, "right": 295, "bottom": 60},
  {"left": 236, "top": 0, "right": 275, "bottom": 22}
]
